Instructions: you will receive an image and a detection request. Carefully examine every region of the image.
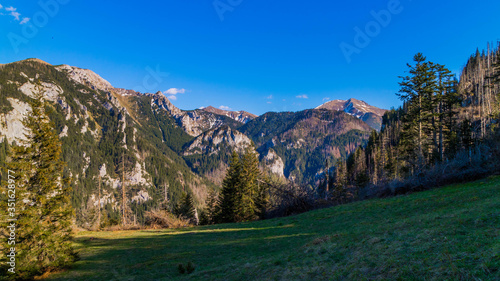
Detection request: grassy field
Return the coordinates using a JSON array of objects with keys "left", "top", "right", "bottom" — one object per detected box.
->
[{"left": 48, "top": 177, "right": 500, "bottom": 280}]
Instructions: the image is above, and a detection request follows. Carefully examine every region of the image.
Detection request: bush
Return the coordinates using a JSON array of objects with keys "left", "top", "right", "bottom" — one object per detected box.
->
[
  {"left": 177, "top": 262, "right": 195, "bottom": 274},
  {"left": 264, "top": 182, "right": 316, "bottom": 219},
  {"left": 144, "top": 210, "right": 191, "bottom": 229}
]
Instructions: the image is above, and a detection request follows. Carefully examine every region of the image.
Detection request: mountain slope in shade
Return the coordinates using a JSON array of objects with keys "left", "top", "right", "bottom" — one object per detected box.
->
[
  {"left": 202, "top": 106, "right": 258, "bottom": 124},
  {"left": 316, "top": 98, "right": 387, "bottom": 130}
]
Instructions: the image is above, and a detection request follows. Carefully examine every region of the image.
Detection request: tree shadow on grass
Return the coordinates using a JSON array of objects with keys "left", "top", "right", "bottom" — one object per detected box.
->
[{"left": 47, "top": 224, "right": 315, "bottom": 281}]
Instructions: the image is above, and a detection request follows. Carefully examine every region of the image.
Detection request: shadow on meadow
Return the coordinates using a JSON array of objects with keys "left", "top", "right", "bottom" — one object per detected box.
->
[
  {"left": 48, "top": 222, "right": 316, "bottom": 281},
  {"left": 47, "top": 177, "right": 500, "bottom": 280}
]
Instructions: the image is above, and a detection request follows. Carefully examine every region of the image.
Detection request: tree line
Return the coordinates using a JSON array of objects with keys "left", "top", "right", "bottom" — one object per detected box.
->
[{"left": 330, "top": 49, "right": 500, "bottom": 195}]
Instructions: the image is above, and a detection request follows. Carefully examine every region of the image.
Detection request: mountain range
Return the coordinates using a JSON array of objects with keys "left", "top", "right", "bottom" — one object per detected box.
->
[{"left": 0, "top": 58, "right": 386, "bottom": 227}]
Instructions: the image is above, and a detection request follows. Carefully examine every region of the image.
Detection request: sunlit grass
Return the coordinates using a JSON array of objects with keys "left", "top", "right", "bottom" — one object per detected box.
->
[{"left": 48, "top": 177, "right": 500, "bottom": 280}]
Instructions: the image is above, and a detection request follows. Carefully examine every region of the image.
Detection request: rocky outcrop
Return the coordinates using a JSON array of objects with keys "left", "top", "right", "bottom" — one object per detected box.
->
[
  {"left": 127, "top": 162, "right": 150, "bottom": 186},
  {"left": 260, "top": 148, "right": 285, "bottom": 177},
  {"left": 149, "top": 91, "right": 183, "bottom": 117},
  {"left": 184, "top": 125, "right": 251, "bottom": 156},
  {"left": 149, "top": 92, "right": 236, "bottom": 137},
  {"left": 0, "top": 98, "right": 31, "bottom": 144},
  {"left": 131, "top": 190, "right": 152, "bottom": 203},
  {"left": 19, "top": 80, "right": 64, "bottom": 103}
]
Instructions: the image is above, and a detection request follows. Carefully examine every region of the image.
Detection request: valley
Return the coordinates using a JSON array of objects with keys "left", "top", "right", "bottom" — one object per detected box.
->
[{"left": 0, "top": 59, "right": 384, "bottom": 228}]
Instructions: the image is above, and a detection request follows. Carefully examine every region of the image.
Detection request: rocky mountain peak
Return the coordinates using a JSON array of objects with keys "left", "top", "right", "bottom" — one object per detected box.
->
[
  {"left": 55, "top": 64, "right": 114, "bottom": 93},
  {"left": 149, "top": 91, "right": 183, "bottom": 117},
  {"left": 315, "top": 98, "right": 387, "bottom": 130}
]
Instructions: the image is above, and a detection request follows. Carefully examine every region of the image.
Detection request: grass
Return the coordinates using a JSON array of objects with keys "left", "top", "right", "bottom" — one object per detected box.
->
[{"left": 48, "top": 177, "right": 500, "bottom": 280}]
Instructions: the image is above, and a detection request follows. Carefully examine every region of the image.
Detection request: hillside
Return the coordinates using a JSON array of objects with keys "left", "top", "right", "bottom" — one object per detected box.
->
[
  {"left": 48, "top": 176, "right": 500, "bottom": 280},
  {"left": 0, "top": 59, "right": 219, "bottom": 228}
]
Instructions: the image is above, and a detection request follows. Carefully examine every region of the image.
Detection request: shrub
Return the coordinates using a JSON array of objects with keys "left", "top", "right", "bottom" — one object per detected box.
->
[
  {"left": 144, "top": 210, "right": 191, "bottom": 229},
  {"left": 177, "top": 262, "right": 195, "bottom": 275},
  {"left": 265, "top": 182, "right": 316, "bottom": 219}
]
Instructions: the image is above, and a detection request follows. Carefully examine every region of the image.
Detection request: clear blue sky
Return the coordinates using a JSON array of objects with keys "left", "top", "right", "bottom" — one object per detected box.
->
[{"left": 1, "top": 0, "right": 499, "bottom": 115}]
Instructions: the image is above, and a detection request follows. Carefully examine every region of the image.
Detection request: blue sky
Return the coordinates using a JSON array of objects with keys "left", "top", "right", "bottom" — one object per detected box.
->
[{"left": 1, "top": 0, "right": 499, "bottom": 115}]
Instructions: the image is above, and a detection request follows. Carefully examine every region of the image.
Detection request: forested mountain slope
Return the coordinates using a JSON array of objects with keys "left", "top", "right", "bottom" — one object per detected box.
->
[
  {"left": 0, "top": 59, "right": 220, "bottom": 228},
  {"left": 239, "top": 109, "right": 373, "bottom": 184}
]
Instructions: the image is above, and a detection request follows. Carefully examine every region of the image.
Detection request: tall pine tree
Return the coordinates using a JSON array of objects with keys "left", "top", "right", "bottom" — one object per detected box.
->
[{"left": 398, "top": 53, "right": 437, "bottom": 173}]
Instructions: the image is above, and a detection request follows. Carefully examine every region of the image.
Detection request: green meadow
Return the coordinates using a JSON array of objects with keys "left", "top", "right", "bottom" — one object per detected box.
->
[{"left": 48, "top": 177, "right": 500, "bottom": 280}]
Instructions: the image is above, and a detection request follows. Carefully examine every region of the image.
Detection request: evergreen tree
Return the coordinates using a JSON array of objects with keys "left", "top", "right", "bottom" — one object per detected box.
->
[
  {"left": 200, "top": 190, "right": 219, "bottom": 225},
  {"left": 433, "top": 64, "right": 459, "bottom": 162},
  {"left": 332, "top": 160, "right": 347, "bottom": 202},
  {"left": 216, "top": 152, "right": 242, "bottom": 223},
  {"left": 215, "top": 145, "right": 265, "bottom": 223},
  {"left": 0, "top": 84, "right": 75, "bottom": 279},
  {"left": 492, "top": 52, "right": 500, "bottom": 119},
  {"left": 173, "top": 192, "right": 195, "bottom": 222},
  {"left": 398, "top": 53, "right": 437, "bottom": 172},
  {"left": 442, "top": 76, "right": 461, "bottom": 158},
  {"left": 237, "top": 144, "right": 262, "bottom": 221},
  {"left": 352, "top": 147, "right": 369, "bottom": 187}
]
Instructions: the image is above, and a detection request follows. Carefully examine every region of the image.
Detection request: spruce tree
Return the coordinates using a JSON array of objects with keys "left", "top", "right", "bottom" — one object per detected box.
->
[
  {"left": 332, "top": 160, "right": 347, "bottom": 203},
  {"left": 216, "top": 152, "right": 242, "bottom": 223},
  {"left": 215, "top": 146, "right": 266, "bottom": 223},
  {"left": 173, "top": 192, "right": 195, "bottom": 222},
  {"left": 0, "top": 83, "right": 75, "bottom": 279},
  {"left": 238, "top": 144, "right": 261, "bottom": 221},
  {"left": 201, "top": 190, "right": 219, "bottom": 224}
]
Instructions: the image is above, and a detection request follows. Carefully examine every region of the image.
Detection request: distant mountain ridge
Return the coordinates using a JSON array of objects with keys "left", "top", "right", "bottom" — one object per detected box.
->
[
  {"left": 316, "top": 98, "right": 387, "bottom": 130},
  {"left": 202, "top": 106, "right": 257, "bottom": 124}
]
